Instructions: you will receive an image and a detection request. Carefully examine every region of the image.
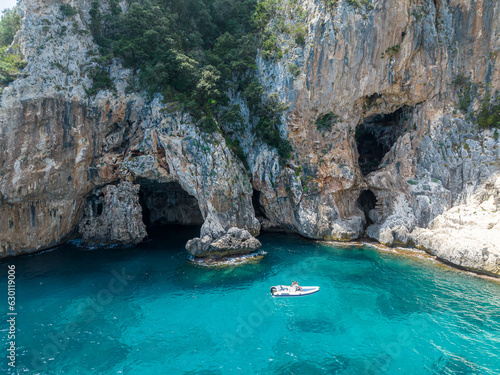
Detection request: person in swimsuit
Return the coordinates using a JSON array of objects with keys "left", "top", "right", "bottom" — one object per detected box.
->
[{"left": 291, "top": 281, "right": 302, "bottom": 291}]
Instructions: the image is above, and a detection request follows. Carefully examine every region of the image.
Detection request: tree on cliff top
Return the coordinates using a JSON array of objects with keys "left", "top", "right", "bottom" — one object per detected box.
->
[
  {"left": 0, "top": 7, "right": 25, "bottom": 90},
  {"left": 89, "top": 0, "right": 292, "bottom": 162},
  {"left": 0, "top": 7, "right": 21, "bottom": 48}
]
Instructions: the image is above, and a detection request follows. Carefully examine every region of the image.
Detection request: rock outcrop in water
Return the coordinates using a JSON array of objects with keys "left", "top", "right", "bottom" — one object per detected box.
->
[
  {"left": 410, "top": 175, "right": 500, "bottom": 276},
  {"left": 187, "top": 227, "right": 262, "bottom": 258},
  {"left": 0, "top": 0, "right": 499, "bottom": 275},
  {"left": 79, "top": 180, "right": 147, "bottom": 245}
]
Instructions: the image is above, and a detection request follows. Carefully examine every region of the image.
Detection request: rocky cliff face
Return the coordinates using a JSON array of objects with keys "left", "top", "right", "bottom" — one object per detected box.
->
[
  {"left": 0, "top": 0, "right": 499, "bottom": 274},
  {"left": 241, "top": 0, "right": 500, "bottom": 275},
  {"left": 79, "top": 180, "right": 147, "bottom": 245},
  {"left": 0, "top": 0, "right": 260, "bottom": 257}
]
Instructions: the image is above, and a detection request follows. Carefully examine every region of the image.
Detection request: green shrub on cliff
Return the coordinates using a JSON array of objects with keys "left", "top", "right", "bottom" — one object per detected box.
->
[
  {"left": 453, "top": 74, "right": 477, "bottom": 113},
  {"left": 85, "top": 56, "right": 116, "bottom": 96},
  {"left": 253, "top": 0, "right": 278, "bottom": 30},
  {"left": 254, "top": 92, "right": 292, "bottom": 161},
  {"left": 322, "top": 0, "right": 338, "bottom": 12},
  {"left": 89, "top": 0, "right": 257, "bottom": 110},
  {"left": 323, "top": 0, "right": 373, "bottom": 13},
  {"left": 0, "top": 46, "right": 26, "bottom": 86},
  {"left": 88, "top": 0, "right": 293, "bottom": 162},
  {"left": 315, "top": 112, "right": 340, "bottom": 131},
  {"left": 288, "top": 63, "right": 300, "bottom": 77},
  {"left": 453, "top": 76, "right": 499, "bottom": 130},
  {"left": 59, "top": 4, "right": 78, "bottom": 18},
  {"left": 477, "top": 88, "right": 500, "bottom": 129},
  {"left": 224, "top": 136, "right": 248, "bottom": 168},
  {"left": 261, "top": 34, "right": 281, "bottom": 60},
  {"left": 0, "top": 7, "right": 21, "bottom": 47},
  {"left": 346, "top": 0, "right": 374, "bottom": 11},
  {"left": 253, "top": 0, "right": 307, "bottom": 60},
  {"left": 240, "top": 79, "right": 292, "bottom": 162},
  {"left": 381, "top": 45, "right": 400, "bottom": 59},
  {"left": 220, "top": 104, "right": 245, "bottom": 131}
]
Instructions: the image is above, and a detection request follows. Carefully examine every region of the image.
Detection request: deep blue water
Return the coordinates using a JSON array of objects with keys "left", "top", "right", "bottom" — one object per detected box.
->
[{"left": 1, "top": 227, "right": 500, "bottom": 374}]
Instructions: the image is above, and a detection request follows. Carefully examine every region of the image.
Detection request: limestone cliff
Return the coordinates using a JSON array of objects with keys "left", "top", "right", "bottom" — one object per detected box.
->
[
  {"left": 0, "top": 0, "right": 260, "bottom": 257},
  {"left": 240, "top": 0, "right": 500, "bottom": 275},
  {"left": 0, "top": 0, "right": 499, "bottom": 275}
]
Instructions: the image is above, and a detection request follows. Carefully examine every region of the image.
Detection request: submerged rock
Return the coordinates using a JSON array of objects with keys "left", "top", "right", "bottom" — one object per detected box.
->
[{"left": 191, "top": 250, "right": 266, "bottom": 267}]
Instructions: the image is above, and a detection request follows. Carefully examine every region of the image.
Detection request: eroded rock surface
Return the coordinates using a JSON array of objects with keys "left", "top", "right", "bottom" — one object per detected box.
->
[
  {"left": 235, "top": 0, "right": 500, "bottom": 274},
  {"left": 410, "top": 175, "right": 500, "bottom": 276},
  {"left": 79, "top": 181, "right": 147, "bottom": 245},
  {"left": 186, "top": 227, "right": 262, "bottom": 258}
]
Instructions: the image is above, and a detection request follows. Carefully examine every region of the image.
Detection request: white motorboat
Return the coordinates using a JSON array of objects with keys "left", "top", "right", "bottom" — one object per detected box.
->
[{"left": 270, "top": 285, "right": 320, "bottom": 297}]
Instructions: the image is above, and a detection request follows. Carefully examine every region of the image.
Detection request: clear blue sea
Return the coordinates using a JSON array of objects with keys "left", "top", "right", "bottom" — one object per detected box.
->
[{"left": 2, "top": 226, "right": 500, "bottom": 374}]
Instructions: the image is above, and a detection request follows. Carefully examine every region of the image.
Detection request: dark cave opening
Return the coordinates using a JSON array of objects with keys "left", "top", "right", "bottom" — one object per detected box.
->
[
  {"left": 251, "top": 188, "right": 286, "bottom": 232},
  {"left": 85, "top": 192, "right": 105, "bottom": 218},
  {"left": 96, "top": 202, "right": 103, "bottom": 216},
  {"left": 138, "top": 180, "right": 204, "bottom": 231},
  {"left": 138, "top": 192, "right": 151, "bottom": 226},
  {"left": 252, "top": 189, "right": 267, "bottom": 220},
  {"left": 357, "top": 190, "right": 377, "bottom": 228},
  {"left": 355, "top": 107, "right": 410, "bottom": 175}
]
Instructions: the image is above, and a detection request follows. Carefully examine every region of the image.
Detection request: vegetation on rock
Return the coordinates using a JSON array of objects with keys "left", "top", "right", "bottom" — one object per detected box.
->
[
  {"left": 381, "top": 45, "right": 400, "bottom": 59},
  {"left": 59, "top": 4, "right": 78, "bottom": 18},
  {"left": 89, "top": 0, "right": 257, "bottom": 110},
  {"left": 477, "top": 87, "right": 500, "bottom": 129},
  {"left": 453, "top": 74, "right": 476, "bottom": 114},
  {"left": 315, "top": 112, "right": 340, "bottom": 131},
  {"left": 253, "top": 0, "right": 307, "bottom": 59},
  {"left": 346, "top": 0, "right": 374, "bottom": 11},
  {"left": 88, "top": 0, "right": 294, "bottom": 162},
  {"left": 0, "top": 7, "right": 20, "bottom": 46},
  {"left": 322, "top": 0, "right": 338, "bottom": 12},
  {"left": 322, "top": 0, "right": 373, "bottom": 13},
  {"left": 453, "top": 75, "right": 499, "bottom": 130},
  {"left": 254, "top": 92, "right": 292, "bottom": 161},
  {"left": 0, "top": 7, "right": 25, "bottom": 93},
  {"left": 0, "top": 46, "right": 25, "bottom": 87},
  {"left": 288, "top": 63, "right": 300, "bottom": 77}
]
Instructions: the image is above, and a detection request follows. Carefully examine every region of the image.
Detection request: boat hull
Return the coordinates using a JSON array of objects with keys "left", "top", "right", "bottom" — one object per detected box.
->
[{"left": 270, "top": 286, "right": 320, "bottom": 297}]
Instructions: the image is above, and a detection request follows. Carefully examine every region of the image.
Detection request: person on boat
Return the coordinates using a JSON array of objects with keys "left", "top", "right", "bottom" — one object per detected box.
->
[{"left": 291, "top": 281, "right": 302, "bottom": 291}]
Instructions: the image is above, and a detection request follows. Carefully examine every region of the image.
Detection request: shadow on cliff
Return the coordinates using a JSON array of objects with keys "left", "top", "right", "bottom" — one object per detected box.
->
[
  {"left": 355, "top": 106, "right": 412, "bottom": 175},
  {"left": 137, "top": 179, "right": 204, "bottom": 231}
]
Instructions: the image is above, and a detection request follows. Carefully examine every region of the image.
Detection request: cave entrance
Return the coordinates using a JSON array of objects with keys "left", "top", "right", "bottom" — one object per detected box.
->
[
  {"left": 355, "top": 106, "right": 411, "bottom": 175},
  {"left": 251, "top": 188, "right": 287, "bottom": 232},
  {"left": 356, "top": 190, "right": 377, "bottom": 229},
  {"left": 252, "top": 189, "right": 266, "bottom": 220},
  {"left": 138, "top": 180, "right": 203, "bottom": 233}
]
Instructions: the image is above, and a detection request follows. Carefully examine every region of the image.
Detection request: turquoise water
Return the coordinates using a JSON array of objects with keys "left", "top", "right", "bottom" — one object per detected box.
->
[{"left": 2, "top": 227, "right": 500, "bottom": 374}]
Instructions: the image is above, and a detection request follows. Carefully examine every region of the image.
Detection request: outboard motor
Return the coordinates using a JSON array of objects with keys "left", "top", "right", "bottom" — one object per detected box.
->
[{"left": 270, "top": 287, "right": 277, "bottom": 295}]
